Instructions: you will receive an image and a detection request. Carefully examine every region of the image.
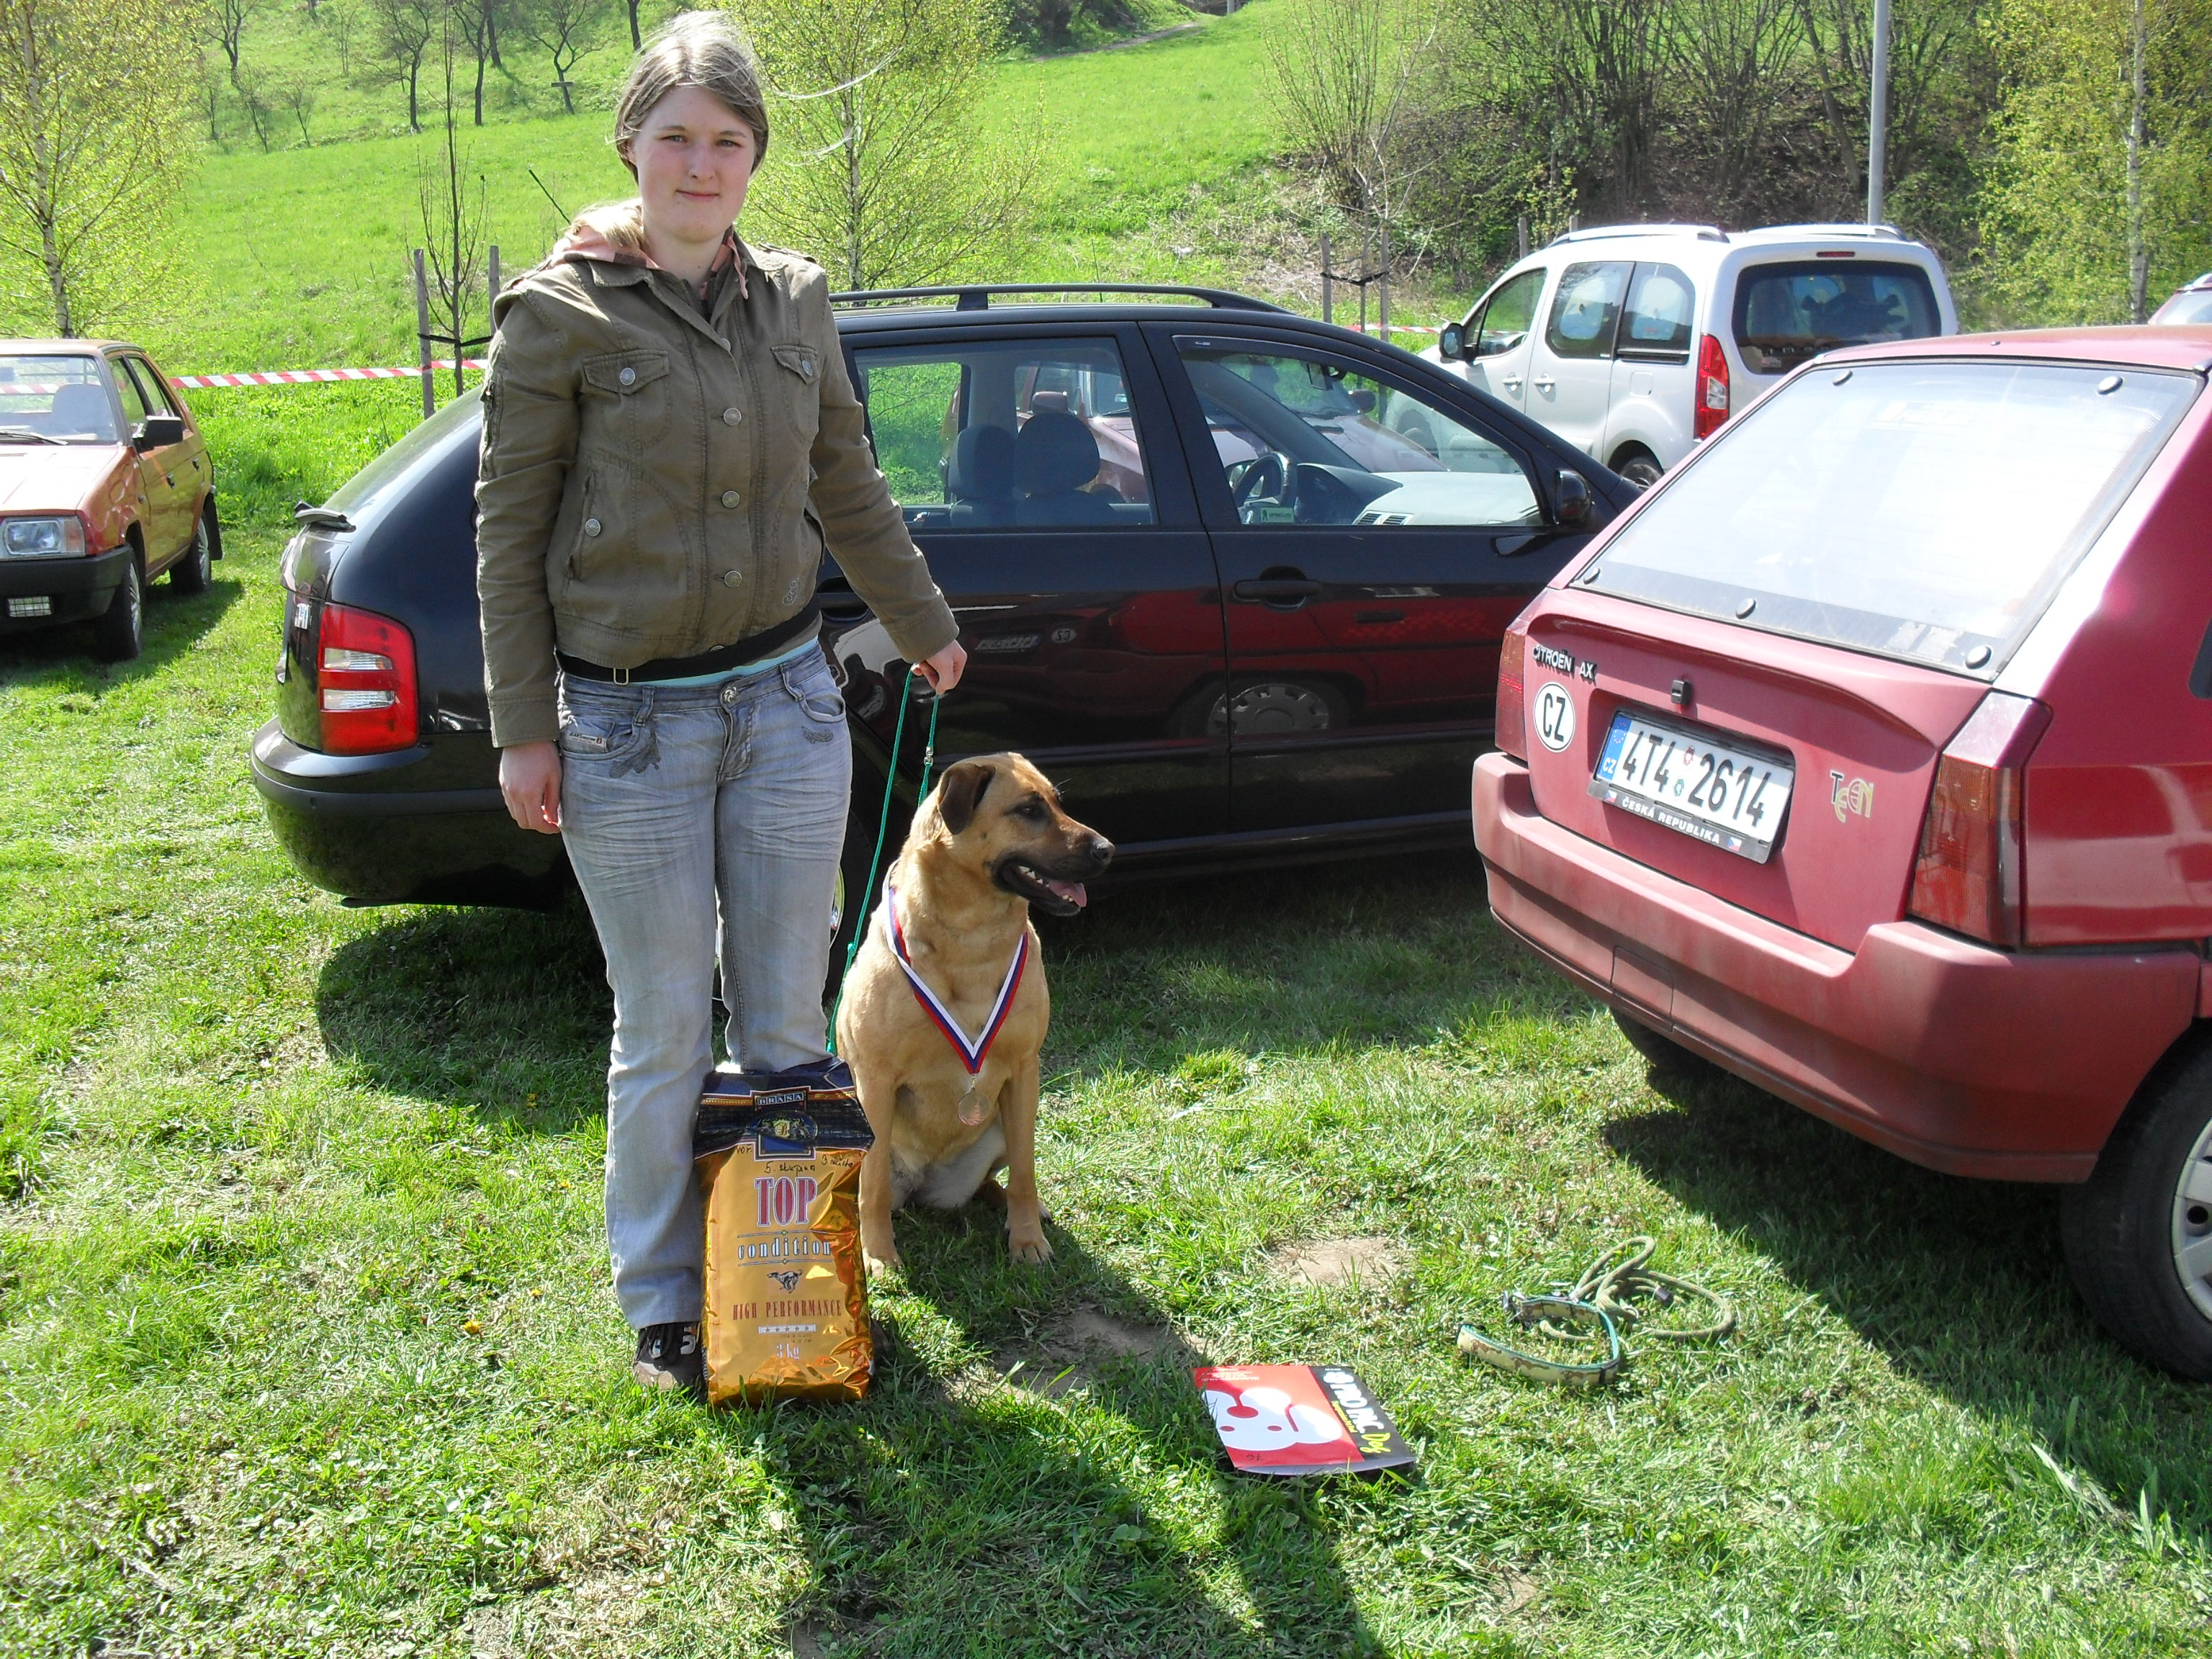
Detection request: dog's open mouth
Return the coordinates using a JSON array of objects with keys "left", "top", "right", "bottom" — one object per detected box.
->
[{"left": 997, "top": 859, "right": 1089, "bottom": 915}]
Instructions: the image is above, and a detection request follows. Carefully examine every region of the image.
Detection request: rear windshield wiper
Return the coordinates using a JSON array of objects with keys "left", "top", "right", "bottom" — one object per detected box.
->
[
  {"left": 0, "top": 427, "right": 60, "bottom": 444},
  {"left": 294, "top": 500, "right": 356, "bottom": 532}
]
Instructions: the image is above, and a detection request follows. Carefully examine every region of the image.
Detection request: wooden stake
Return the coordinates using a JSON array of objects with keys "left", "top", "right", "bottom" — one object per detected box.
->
[{"left": 414, "top": 248, "right": 433, "bottom": 419}]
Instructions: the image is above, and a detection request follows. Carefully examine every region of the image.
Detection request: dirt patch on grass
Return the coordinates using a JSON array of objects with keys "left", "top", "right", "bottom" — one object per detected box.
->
[
  {"left": 994, "top": 1305, "right": 1195, "bottom": 1396},
  {"left": 1269, "top": 1235, "right": 1405, "bottom": 1288}
]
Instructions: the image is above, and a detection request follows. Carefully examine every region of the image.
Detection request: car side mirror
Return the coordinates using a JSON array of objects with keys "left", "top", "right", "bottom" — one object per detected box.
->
[
  {"left": 133, "top": 414, "right": 185, "bottom": 450},
  {"left": 1554, "top": 469, "right": 1592, "bottom": 526},
  {"left": 1438, "top": 321, "right": 1467, "bottom": 361}
]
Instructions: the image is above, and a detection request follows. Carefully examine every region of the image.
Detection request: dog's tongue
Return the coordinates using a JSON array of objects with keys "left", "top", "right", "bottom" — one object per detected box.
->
[{"left": 1045, "top": 878, "right": 1087, "bottom": 909}]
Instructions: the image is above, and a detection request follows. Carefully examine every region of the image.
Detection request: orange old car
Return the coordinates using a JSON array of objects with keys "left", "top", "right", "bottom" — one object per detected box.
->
[{"left": 0, "top": 342, "right": 221, "bottom": 661}]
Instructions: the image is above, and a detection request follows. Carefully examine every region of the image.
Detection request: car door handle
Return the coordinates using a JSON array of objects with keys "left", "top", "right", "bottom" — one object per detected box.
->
[
  {"left": 1532, "top": 377, "right": 1556, "bottom": 392},
  {"left": 1501, "top": 376, "right": 1523, "bottom": 390},
  {"left": 1232, "top": 578, "right": 1322, "bottom": 606}
]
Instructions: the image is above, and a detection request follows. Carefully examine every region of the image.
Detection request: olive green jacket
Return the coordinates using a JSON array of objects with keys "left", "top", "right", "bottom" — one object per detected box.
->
[{"left": 475, "top": 233, "right": 956, "bottom": 747}]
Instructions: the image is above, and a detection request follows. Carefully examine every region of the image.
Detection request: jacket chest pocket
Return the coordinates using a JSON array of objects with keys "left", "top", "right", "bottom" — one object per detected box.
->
[
  {"left": 580, "top": 349, "right": 674, "bottom": 451},
  {"left": 770, "top": 344, "right": 822, "bottom": 446}
]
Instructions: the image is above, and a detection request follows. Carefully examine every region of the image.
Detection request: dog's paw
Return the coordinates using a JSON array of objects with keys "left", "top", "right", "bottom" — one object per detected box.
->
[
  {"left": 1008, "top": 1232, "right": 1053, "bottom": 1265},
  {"left": 863, "top": 1246, "right": 904, "bottom": 1282}
]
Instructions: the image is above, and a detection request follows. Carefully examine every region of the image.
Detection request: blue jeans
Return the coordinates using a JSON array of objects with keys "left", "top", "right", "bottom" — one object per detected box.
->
[{"left": 557, "top": 644, "right": 852, "bottom": 1328}]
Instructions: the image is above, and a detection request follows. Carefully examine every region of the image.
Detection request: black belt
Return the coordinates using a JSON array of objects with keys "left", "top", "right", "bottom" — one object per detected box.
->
[{"left": 557, "top": 601, "right": 819, "bottom": 685}]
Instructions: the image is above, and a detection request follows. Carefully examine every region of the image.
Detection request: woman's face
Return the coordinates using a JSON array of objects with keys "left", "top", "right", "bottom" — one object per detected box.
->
[{"left": 632, "top": 84, "right": 758, "bottom": 248}]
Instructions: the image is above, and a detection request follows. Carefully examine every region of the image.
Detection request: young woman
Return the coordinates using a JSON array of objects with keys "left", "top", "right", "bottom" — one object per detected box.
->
[{"left": 475, "top": 11, "right": 965, "bottom": 1395}]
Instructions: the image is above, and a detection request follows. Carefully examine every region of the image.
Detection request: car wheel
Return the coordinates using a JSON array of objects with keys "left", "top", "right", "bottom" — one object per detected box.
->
[
  {"left": 171, "top": 504, "right": 214, "bottom": 594},
  {"left": 2060, "top": 1040, "right": 2212, "bottom": 1380},
  {"left": 91, "top": 553, "right": 144, "bottom": 662},
  {"left": 826, "top": 806, "right": 893, "bottom": 1001},
  {"left": 1612, "top": 1007, "right": 1715, "bottom": 1079},
  {"left": 1611, "top": 449, "right": 1664, "bottom": 490}
]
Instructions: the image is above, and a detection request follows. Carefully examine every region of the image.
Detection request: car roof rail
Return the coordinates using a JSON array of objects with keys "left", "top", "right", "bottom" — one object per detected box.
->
[
  {"left": 1732, "top": 222, "right": 1908, "bottom": 243},
  {"left": 827, "top": 282, "right": 1290, "bottom": 313},
  {"left": 1547, "top": 222, "right": 1729, "bottom": 247}
]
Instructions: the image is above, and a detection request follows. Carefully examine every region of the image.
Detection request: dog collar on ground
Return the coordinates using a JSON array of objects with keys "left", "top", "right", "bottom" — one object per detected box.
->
[{"left": 884, "top": 878, "right": 1027, "bottom": 1077}]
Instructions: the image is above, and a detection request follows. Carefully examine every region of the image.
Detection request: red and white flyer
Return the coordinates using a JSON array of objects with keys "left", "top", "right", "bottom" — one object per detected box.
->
[{"left": 1192, "top": 1364, "right": 1416, "bottom": 1477}]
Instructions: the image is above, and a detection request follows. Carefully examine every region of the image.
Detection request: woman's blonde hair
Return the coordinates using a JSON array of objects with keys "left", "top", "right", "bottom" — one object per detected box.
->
[{"left": 611, "top": 11, "right": 770, "bottom": 174}]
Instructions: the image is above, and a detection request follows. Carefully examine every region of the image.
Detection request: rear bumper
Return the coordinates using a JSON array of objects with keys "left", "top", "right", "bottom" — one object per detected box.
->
[
  {"left": 0, "top": 547, "right": 129, "bottom": 629},
  {"left": 1472, "top": 752, "right": 2198, "bottom": 1181},
  {"left": 250, "top": 721, "right": 567, "bottom": 907}
]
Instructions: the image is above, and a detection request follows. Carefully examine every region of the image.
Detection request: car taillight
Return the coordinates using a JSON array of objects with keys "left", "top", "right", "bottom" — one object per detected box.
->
[
  {"left": 1497, "top": 620, "right": 1529, "bottom": 761},
  {"left": 1694, "top": 335, "right": 1730, "bottom": 440},
  {"left": 1906, "top": 692, "right": 2051, "bottom": 948},
  {"left": 317, "top": 602, "right": 418, "bottom": 755}
]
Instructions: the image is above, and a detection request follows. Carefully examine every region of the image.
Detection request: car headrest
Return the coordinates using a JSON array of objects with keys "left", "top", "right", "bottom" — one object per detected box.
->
[
  {"left": 1017, "top": 411, "right": 1101, "bottom": 496},
  {"left": 947, "top": 423, "right": 1017, "bottom": 500},
  {"left": 48, "top": 382, "right": 111, "bottom": 434}
]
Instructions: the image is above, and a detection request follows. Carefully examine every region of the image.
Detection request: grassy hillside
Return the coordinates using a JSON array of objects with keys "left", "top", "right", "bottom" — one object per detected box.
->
[{"left": 172, "top": 6, "right": 1296, "bottom": 378}]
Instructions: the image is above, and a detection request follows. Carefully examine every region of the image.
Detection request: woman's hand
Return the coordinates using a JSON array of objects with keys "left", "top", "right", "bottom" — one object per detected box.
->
[
  {"left": 916, "top": 639, "right": 967, "bottom": 696},
  {"left": 500, "top": 741, "right": 564, "bottom": 834}
]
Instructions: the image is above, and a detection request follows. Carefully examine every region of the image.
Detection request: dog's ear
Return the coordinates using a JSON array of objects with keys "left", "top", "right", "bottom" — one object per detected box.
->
[{"left": 936, "top": 759, "right": 995, "bottom": 835}]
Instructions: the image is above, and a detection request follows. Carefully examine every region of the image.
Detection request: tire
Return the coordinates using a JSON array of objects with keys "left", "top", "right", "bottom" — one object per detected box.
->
[
  {"left": 91, "top": 553, "right": 144, "bottom": 662},
  {"left": 1612, "top": 1006, "right": 1715, "bottom": 1080},
  {"left": 1611, "top": 449, "right": 1664, "bottom": 490},
  {"left": 2059, "top": 1042, "right": 2212, "bottom": 1381},
  {"left": 171, "top": 503, "right": 214, "bottom": 594},
  {"left": 826, "top": 806, "right": 894, "bottom": 1000}
]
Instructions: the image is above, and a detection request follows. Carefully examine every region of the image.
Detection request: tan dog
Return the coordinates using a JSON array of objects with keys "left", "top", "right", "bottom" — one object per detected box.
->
[{"left": 834, "top": 752, "right": 1112, "bottom": 1274}]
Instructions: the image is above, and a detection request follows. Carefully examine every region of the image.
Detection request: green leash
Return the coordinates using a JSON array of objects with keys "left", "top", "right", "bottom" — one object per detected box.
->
[
  {"left": 1456, "top": 1235, "right": 1734, "bottom": 1390},
  {"left": 826, "top": 666, "right": 942, "bottom": 1055}
]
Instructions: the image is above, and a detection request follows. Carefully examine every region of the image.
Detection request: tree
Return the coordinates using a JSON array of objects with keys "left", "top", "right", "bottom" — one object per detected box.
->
[
  {"left": 371, "top": 0, "right": 439, "bottom": 130},
  {"left": 212, "top": 0, "right": 256, "bottom": 75},
  {"left": 739, "top": 0, "right": 1036, "bottom": 290},
  {"left": 1979, "top": 0, "right": 2212, "bottom": 322},
  {"left": 1265, "top": 0, "right": 1444, "bottom": 232},
  {"left": 0, "top": 0, "right": 201, "bottom": 336},
  {"left": 419, "top": 32, "right": 488, "bottom": 398},
  {"left": 523, "top": 0, "right": 606, "bottom": 114},
  {"left": 449, "top": 0, "right": 503, "bottom": 125}
]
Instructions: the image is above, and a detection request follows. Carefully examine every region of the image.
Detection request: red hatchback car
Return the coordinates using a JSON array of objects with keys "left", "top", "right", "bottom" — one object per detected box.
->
[
  {"left": 0, "top": 341, "right": 220, "bottom": 660},
  {"left": 1475, "top": 325, "right": 2212, "bottom": 1380}
]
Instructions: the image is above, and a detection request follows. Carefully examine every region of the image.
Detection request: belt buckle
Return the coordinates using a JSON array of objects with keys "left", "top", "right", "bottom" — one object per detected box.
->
[{"left": 612, "top": 666, "right": 631, "bottom": 686}]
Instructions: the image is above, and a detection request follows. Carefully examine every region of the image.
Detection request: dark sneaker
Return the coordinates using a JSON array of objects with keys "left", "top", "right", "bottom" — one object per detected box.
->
[{"left": 632, "top": 1321, "right": 703, "bottom": 1398}]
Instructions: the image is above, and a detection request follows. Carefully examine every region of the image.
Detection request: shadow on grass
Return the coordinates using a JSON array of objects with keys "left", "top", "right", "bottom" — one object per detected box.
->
[
  {"left": 314, "top": 895, "right": 611, "bottom": 1132},
  {"left": 0, "top": 570, "right": 241, "bottom": 685},
  {"left": 721, "top": 1203, "right": 1385, "bottom": 1658},
  {"left": 1604, "top": 1069, "right": 2212, "bottom": 1543}
]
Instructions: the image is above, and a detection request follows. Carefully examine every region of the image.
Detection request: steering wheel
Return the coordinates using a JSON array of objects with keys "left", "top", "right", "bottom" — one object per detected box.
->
[{"left": 1231, "top": 450, "right": 1292, "bottom": 518}]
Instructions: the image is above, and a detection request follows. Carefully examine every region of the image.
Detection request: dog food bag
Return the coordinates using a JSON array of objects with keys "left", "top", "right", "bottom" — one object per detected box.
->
[{"left": 693, "top": 1060, "right": 875, "bottom": 1405}]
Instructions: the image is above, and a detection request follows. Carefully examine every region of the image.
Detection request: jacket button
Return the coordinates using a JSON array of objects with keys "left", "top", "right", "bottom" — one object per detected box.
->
[
  {"left": 583, "top": 518, "right": 602, "bottom": 536},
  {"left": 721, "top": 570, "right": 743, "bottom": 587},
  {"left": 720, "top": 489, "right": 741, "bottom": 508},
  {"left": 723, "top": 407, "right": 742, "bottom": 425},
  {"left": 618, "top": 366, "right": 637, "bottom": 387}
]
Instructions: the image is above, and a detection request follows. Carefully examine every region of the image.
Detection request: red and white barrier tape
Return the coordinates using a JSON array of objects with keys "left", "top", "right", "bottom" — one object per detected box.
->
[{"left": 168, "top": 359, "right": 485, "bottom": 389}]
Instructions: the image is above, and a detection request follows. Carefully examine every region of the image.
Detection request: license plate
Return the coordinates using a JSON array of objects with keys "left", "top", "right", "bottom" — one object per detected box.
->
[{"left": 1588, "top": 709, "right": 1794, "bottom": 863}]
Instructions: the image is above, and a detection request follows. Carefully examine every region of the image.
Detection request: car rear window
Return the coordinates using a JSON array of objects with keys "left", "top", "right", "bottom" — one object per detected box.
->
[
  {"left": 1581, "top": 359, "right": 2198, "bottom": 675},
  {"left": 2152, "top": 287, "right": 2212, "bottom": 325},
  {"left": 1732, "top": 261, "right": 1941, "bottom": 373}
]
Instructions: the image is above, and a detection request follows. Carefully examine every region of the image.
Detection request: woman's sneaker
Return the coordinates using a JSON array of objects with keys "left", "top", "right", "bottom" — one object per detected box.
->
[{"left": 632, "top": 1321, "right": 703, "bottom": 1397}]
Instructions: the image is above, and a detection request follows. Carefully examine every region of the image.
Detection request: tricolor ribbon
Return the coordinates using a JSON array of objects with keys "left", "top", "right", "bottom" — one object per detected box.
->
[{"left": 884, "top": 880, "right": 1026, "bottom": 1075}]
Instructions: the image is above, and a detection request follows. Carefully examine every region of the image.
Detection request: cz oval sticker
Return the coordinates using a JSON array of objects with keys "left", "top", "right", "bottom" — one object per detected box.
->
[{"left": 1534, "top": 682, "right": 1576, "bottom": 752}]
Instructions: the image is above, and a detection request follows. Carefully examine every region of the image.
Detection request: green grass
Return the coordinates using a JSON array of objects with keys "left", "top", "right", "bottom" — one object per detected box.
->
[
  {"left": 4, "top": 525, "right": 2212, "bottom": 1655},
  {"left": 163, "top": 3, "right": 1363, "bottom": 380}
]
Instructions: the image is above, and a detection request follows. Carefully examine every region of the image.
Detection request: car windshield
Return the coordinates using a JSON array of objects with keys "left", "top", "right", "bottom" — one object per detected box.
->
[
  {"left": 0, "top": 354, "right": 118, "bottom": 443},
  {"left": 1732, "top": 261, "right": 1941, "bottom": 374},
  {"left": 1582, "top": 359, "right": 2198, "bottom": 675}
]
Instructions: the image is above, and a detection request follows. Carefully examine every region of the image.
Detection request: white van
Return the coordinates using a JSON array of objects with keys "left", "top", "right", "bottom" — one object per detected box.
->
[{"left": 1426, "top": 223, "right": 1958, "bottom": 485}]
